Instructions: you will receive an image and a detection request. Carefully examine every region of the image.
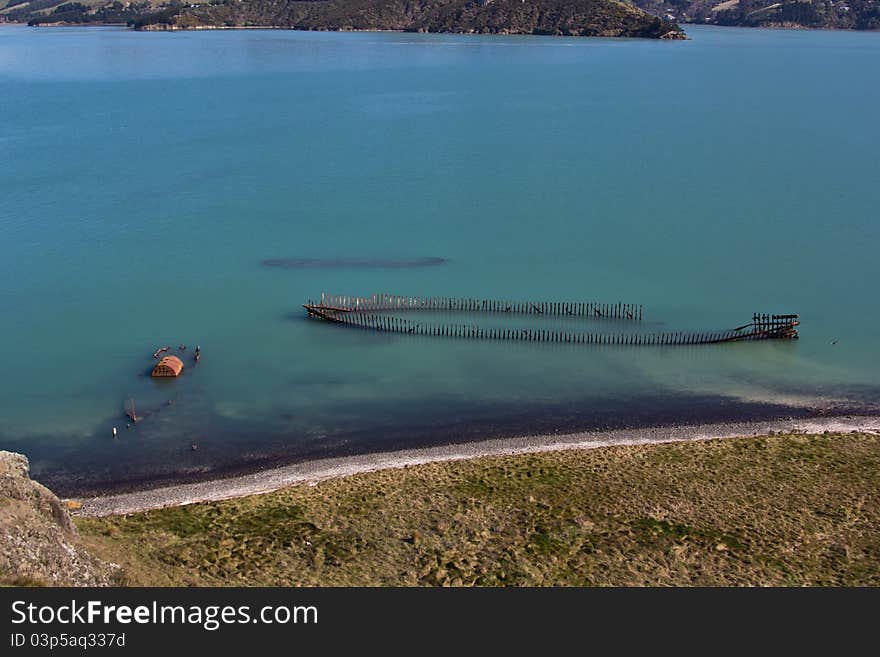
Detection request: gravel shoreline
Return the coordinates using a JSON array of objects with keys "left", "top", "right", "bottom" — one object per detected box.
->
[{"left": 72, "top": 414, "right": 880, "bottom": 517}]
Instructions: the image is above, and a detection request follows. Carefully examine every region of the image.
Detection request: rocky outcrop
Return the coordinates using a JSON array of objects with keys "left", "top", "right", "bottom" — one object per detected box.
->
[{"left": 0, "top": 451, "right": 119, "bottom": 586}]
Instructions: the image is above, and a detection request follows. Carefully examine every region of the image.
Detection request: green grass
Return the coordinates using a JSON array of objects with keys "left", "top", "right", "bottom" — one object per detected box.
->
[{"left": 76, "top": 432, "right": 880, "bottom": 586}]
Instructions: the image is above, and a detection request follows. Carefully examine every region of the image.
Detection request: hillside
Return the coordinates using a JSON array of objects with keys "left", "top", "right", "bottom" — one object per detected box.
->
[
  {"left": 3, "top": 432, "right": 879, "bottom": 586},
  {"left": 5, "top": 0, "right": 879, "bottom": 32},
  {"left": 632, "top": 0, "right": 880, "bottom": 30},
  {"left": 5, "top": 0, "right": 685, "bottom": 39},
  {"left": 73, "top": 432, "right": 880, "bottom": 586}
]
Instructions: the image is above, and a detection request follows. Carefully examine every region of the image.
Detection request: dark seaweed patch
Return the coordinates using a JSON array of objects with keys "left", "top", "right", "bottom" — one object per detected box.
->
[{"left": 261, "top": 257, "right": 447, "bottom": 269}]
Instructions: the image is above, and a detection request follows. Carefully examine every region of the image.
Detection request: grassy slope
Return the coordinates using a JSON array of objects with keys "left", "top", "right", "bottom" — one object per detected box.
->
[{"left": 78, "top": 432, "right": 880, "bottom": 586}]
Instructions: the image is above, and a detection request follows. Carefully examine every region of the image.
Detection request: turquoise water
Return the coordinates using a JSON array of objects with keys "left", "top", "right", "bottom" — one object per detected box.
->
[{"left": 1, "top": 24, "right": 878, "bottom": 492}]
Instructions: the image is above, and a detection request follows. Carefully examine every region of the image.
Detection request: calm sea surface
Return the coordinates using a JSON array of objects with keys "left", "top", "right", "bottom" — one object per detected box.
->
[{"left": 1, "top": 24, "right": 878, "bottom": 493}]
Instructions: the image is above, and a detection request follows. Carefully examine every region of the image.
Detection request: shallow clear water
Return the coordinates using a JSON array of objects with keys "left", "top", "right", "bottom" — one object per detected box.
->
[{"left": 1, "top": 24, "right": 878, "bottom": 492}]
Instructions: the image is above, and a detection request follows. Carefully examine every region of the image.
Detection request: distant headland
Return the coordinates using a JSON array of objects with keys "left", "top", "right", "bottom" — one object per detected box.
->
[
  {"left": 4, "top": 0, "right": 686, "bottom": 39},
  {"left": 5, "top": 0, "right": 877, "bottom": 33}
]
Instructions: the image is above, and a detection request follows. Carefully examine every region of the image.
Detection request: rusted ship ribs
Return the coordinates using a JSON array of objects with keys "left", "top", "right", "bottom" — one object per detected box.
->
[{"left": 302, "top": 293, "right": 799, "bottom": 347}]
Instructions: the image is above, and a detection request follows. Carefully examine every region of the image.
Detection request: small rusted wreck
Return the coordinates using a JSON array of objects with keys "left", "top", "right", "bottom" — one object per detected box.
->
[{"left": 152, "top": 355, "right": 184, "bottom": 378}]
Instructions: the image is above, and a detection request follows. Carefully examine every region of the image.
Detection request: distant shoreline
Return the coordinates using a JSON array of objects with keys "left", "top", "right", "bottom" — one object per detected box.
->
[
  {"left": 18, "top": 23, "right": 684, "bottom": 38},
  {"left": 9, "top": 21, "right": 879, "bottom": 35},
  {"left": 73, "top": 414, "right": 880, "bottom": 517}
]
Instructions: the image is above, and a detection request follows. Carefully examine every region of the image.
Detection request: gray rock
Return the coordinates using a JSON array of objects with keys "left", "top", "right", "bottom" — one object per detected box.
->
[{"left": 0, "top": 451, "right": 119, "bottom": 586}]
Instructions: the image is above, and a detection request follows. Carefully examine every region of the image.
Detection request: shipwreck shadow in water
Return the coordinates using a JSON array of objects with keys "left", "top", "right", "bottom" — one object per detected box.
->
[{"left": 261, "top": 256, "right": 448, "bottom": 269}]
